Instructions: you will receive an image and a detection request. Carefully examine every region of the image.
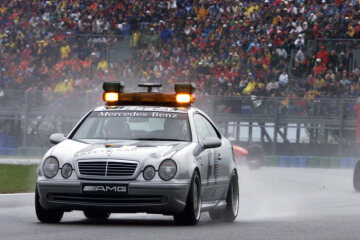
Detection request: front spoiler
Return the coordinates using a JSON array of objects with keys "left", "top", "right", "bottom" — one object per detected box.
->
[{"left": 37, "top": 180, "right": 190, "bottom": 215}]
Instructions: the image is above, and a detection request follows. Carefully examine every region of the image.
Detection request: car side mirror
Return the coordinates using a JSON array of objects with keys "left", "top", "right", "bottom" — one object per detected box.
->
[
  {"left": 49, "top": 133, "right": 66, "bottom": 144},
  {"left": 202, "top": 137, "right": 221, "bottom": 149}
]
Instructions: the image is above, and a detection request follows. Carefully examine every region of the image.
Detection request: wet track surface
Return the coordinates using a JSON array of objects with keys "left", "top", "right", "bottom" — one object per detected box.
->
[{"left": 2, "top": 167, "right": 360, "bottom": 240}]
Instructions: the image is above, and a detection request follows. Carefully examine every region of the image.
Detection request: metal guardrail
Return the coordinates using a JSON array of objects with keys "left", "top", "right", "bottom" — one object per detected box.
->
[{"left": 209, "top": 95, "right": 356, "bottom": 121}]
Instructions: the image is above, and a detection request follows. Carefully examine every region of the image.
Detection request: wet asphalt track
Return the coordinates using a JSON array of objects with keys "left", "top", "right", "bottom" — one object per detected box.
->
[{"left": 2, "top": 166, "right": 360, "bottom": 240}]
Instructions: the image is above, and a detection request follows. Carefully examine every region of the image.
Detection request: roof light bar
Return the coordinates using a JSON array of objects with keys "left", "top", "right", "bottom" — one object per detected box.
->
[
  {"left": 103, "top": 81, "right": 124, "bottom": 93},
  {"left": 138, "top": 83, "right": 162, "bottom": 92},
  {"left": 174, "top": 83, "right": 196, "bottom": 94},
  {"left": 176, "top": 93, "right": 191, "bottom": 104},
  {"left": 103, "top": 92, "right": 119, "bottom": 102},
  {"left": 102, "top": 82, "right": 196, "bottom": 107}
]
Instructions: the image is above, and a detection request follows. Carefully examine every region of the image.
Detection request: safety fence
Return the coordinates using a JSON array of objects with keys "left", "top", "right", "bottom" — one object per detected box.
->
[
  {"left": 289, "top": 39, "right": 360, "bottom": 76},
  {"left": 67, "top": 34, "right": 133, "bottom": 63},
  {"left": 0, "top": 91, "right": 359, "bottom": 157},
  {"left": 306, "top": 39, "right": 360, "bottom": 71},
  {"left": 209, "top": 95, "right": 357, "bottom": 120},
  {"left": 307, "top": 39, "right": 360, "bottom": 56}
]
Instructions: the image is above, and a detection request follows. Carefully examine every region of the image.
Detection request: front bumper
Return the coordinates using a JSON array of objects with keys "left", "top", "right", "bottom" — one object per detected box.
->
[{"left": 37, "top": 180, "right": 190, "bottom": 215}]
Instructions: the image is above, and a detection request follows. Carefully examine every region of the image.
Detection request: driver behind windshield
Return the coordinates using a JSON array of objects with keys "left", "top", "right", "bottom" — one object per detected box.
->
[
  {"left": 163, "top": 118, "right": 189, "bottom": 141},
  {"left": 104, "top": 118, "right": 130, "bottom": 139}
]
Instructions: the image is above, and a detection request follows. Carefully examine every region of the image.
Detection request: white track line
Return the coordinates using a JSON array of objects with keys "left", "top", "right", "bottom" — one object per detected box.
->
[
  {"left": 0, "top": 193, "right": 34, "bottom": 197},
  {"left": 0, "top": 159, "right": 40, "bottom": 165}
]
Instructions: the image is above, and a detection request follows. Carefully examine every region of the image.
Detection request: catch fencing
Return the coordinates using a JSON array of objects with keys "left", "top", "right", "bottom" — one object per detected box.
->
[
  {"left": 0, "top": 91, "right": 358, "bottom": 157},
  {"left": 307, "top": 39, "right": 360, "bottom": 56},
  {"left": 307, "top": 39, "right": 360, "bottom": 70}
]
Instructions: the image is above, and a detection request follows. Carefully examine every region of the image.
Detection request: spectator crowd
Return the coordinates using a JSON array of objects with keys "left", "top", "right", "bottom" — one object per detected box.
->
[{"left": 0, "top": 0, "right": 360, "bottom": 100}]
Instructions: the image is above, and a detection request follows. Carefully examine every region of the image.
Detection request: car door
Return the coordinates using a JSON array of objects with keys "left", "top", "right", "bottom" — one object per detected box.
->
[
  {"left": 198, "top": 113, "right": 227, "bottom": 199},
  {"left": 193, "top": 114, "right": 217, "bottom": 201},
  {"left": 199, "top": 116, "right": 227, "bottom": 200}
]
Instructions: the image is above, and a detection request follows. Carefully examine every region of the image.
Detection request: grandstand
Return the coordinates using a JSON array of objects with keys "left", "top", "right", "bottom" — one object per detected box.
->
[
  {"left": 0, "top": 0, "right": 359, "bottom": 96},
  {"left": 0, "top": 0, "right": 360, "bottom": 158}
]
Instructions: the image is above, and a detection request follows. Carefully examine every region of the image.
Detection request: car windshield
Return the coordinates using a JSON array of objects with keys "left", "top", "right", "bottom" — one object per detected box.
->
[{"left": 71, "top": 110, "right": 191, "bottom": 142}]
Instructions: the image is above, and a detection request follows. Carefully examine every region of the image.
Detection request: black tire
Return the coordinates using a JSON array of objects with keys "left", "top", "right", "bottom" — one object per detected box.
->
[
  {"left": 247, "top": 145, "right": 265, "bottom": 169},
  {"left": 209, "top": 172, "right": 239, "bottom": 222},
  {"left": 353, "top": 160, "right": 360, "bottom": 192},
  {"left": 173, "top": 171, "right": 201, "bottom": 225},
  {"left": 35, "top": 187, "right": 63, "bottom": 223},
  {"left": 83, "top": 210, "right": 110, "bottom": 221},
  {"left": 247, "top": 160, "right": 262, "bottom": 170}
]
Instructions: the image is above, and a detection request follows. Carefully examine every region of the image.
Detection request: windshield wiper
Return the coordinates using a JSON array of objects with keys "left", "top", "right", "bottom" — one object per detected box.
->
[
  {"left": 133, "top": 138, "right": 185, "bottom": 141},
  {"left": 71, "top": 139, "right": 88, "bottom": 144}
]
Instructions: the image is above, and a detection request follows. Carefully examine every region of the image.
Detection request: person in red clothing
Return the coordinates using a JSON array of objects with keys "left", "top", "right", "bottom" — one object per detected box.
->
[
  {"left": 316, "top": 46, "right": 328, "bottom": 65},
  {"left": 313, "top": 58, "right": 326, "bottom": 75}
]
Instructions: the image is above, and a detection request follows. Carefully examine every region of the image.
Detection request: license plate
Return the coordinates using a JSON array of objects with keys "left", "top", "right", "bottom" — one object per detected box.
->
[{"left": 82, "top": 184, "right": 127, "bottom": 195}]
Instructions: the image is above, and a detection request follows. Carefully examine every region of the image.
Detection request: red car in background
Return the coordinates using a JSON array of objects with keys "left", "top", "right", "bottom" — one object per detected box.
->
[{"left": 233, "top": 144, "right": 266, "bottom": 169}]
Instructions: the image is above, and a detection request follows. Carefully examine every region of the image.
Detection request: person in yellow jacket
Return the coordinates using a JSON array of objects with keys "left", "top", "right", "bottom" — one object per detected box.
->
[
  {"left": 130, "top": 30, "right": 140, "bottom": 48},
  {"left": 314, "top": 77, "right": 325, "bottom": 90},
  {"left": 0, "top": 4, "right": 7, "bottom": 14},
  {"left": 346, "top": 26, "right": 355, "bottom": 38},
  {"left": 97, "top": 58, "right": 109, "bottom": 72},
  {"left": 245, "top": 3, "right": 259, "bottom": 16},
  {"left": 243, "top": 78, "right": 256, "bottom": 94},
  {"left": 304, "top": 88, "right": 320, "bottom": 101},
  {"left": 243, "top": 77, "right": 264, "bottom": 95},
  {"left": 196, "top": 5, "right": 207, "bottom": 20},
  {"left": 60, "top": 41, "right": 71, "bottom": 59},
  {"left": 54, "top": 79, "right": 74, "bottom": 93}
]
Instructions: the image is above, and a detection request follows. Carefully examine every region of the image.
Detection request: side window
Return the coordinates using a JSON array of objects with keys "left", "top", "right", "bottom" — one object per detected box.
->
[
  {"left": 193, "top": 114, "right": 210, "bottom": 141},
  {"left": 202, "top": 117, "right": 220, "bottom": 139},
  {"left": 194, "top": 114, "right": 221, "bottom": 141}
]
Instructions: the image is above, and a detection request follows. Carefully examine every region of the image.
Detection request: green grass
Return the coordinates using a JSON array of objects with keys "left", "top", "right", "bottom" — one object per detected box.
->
[{"left": 0, "top": 164, "right": 38, "bottom": 193}]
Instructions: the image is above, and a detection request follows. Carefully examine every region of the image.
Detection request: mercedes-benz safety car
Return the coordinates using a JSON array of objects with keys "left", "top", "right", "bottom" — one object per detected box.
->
[{"left": 35, "top": 82, "right": 239, "bottom": 225}]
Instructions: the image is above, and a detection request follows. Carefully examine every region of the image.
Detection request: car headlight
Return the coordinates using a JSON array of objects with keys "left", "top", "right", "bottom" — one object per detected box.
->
[
  {"left": 42, "top": 157, "right": 59, "bottom": 178},
  {"left": 61, "top": 163, "right": 72, "bottom": 178},
  {"left": 143, "top": 166, "right": 156, "bottom": 181},
  {"left": 158, "top": 159, "right": 177, "bottom": 181}
]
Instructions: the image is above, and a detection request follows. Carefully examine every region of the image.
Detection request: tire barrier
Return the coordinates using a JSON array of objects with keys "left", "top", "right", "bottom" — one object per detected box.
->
[
  {"left": 267, "top": 155, "right": 358, "bottom": 168},
  {"left": 17, "top": 147, "right": 49, "bottom": 157},
  {"left": 0, "top": 134, "right": 6, "bottom": 147},
  {"left": 267, "top": 156, "right": 279, "bottom": 167},
  {"left": 0, "top": 134, "right": 50, "bottom": 156},
  {"left": 0, "top": 146, "right": 47, "bottom": 157},
  {"left": 0, "top": 134, "right": 18, "bottom": 156},
  {"left": 279, "top": 156, "right": 308, "bottom": 168},
  {"left": 340, "top": 157, "right": 358, "bottom": 168}
]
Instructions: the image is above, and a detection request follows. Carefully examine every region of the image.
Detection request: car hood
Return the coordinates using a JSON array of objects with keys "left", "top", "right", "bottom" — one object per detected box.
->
[{"left": 51, "top": 139, "right": 191, "bottom": 163}]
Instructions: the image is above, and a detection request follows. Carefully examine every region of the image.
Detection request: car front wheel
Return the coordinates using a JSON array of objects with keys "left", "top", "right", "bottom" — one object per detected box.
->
[
  {"left": 209, "top": 172, "right": 239, "bottom": 222},
  {"left": 173, "top": 171, "right": 201, "bottom": 225},
  {"left": 35, "top": 187, "right": 63, "bottom": 223},
  {"left": 353, "top": 160, "right": 360, "bottom": 192}
]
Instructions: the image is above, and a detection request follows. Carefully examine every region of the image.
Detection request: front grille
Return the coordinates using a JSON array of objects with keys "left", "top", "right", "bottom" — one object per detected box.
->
[
  {"left": 77, "top": 160, "right": 138, "bottom": 179},
  {"left": 78, "top": 161, "right": 107, "bottom": 176},
  {"left": 48, "top": 193, "right": 166, "bottom": 205}
]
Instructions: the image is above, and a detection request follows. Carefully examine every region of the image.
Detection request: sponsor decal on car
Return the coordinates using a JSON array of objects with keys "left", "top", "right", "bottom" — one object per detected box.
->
[
  {"left": 93, "top": 111, "right": 184, "bottom": 119},
  {"left": 82, "top": 184, "right": 127, "bottom": 194}
]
